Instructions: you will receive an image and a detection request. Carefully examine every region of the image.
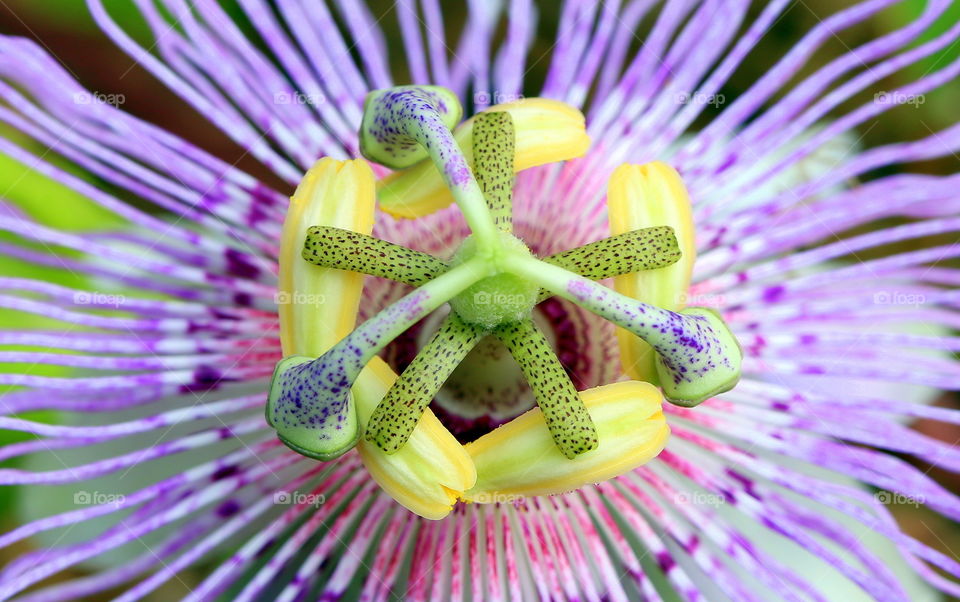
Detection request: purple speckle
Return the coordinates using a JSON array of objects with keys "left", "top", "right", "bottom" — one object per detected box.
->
[
  {"left": 225, "top": 248, "right": 261, "bottom": 279},
  {"left": 657, "top": 551, "right": 676, "bottom": 572},
  {"left": 179, "top": 365, "right": 223, "bottom": 394},
  {"left": 211, "top": 465, "right": 239, "bottom": 481},
  {"left": 216, "top": 499, "right": 241, "bottom": 518},
  {"left": 762, "top": 285, "right": 786, "bottom": 303}
]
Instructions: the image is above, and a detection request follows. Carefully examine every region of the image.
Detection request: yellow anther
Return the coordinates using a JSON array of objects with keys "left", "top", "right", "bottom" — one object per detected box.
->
[
  {"left": 279, "top": 158, "right": 375, "bottom": 357},
  {"left": 461, "top": 381, "right": 668, "bottom": 502},
  {"left": 607, "top": 162, "right": 696, "bottom": 385},
  {"left": 354, "top": 359, "right": 477, "bottom": 520}
]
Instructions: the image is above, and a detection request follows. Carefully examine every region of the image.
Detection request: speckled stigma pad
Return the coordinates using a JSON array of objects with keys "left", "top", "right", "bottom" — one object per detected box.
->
[
  {"left": 650, "top": 307, "right": 742, "bottom": 406},
  {"left": 303, "top": 225, "right": 447, "bottom": 287},
  {"left": 495, "top": 318, "right": 598, "bottom": 459},
  {"left": 267, "top": 286, "right": 436, "bottom": 460},
  {"left": 537, "top": 226, "right": 682, "bottom": 302},
  {"left": 565, "top": 279, "right": 742, "bottom": 405},
  {"left": 359, "top": 86, "right": 463, "bottom": 170},
  {"left": 472, "top": 111, "right": 515, "bottom": 232},
  {"left": 266, "top": 355, "right": 361, "bottom": 461},
  {"left": 365, "top": 312, "right": 487, "bottom": 454}
]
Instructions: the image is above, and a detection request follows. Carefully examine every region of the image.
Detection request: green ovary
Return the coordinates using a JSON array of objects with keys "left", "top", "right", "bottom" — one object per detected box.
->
[{"left": 447, "top": 233, "right": 539, "bottom": 329}]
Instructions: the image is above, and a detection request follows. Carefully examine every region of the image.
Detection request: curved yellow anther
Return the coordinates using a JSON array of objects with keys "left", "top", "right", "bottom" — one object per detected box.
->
[
  {"left": 280, "top": 157, "right": 475, "bottom": 520},
  {"left": 461, "top": 381, "right": 668, "bottom": 502},
  {"left": 354, "top": 358, "right": 477, "bottom": 520},
  {"left": 280, "top": 158, "right": 375, "bottom": 357},
  {"left": 608, "top": 162, "right": 696, "bottom": 385},
  {"left": 378, "top": 98, "right": 591, "bottom": 218}
]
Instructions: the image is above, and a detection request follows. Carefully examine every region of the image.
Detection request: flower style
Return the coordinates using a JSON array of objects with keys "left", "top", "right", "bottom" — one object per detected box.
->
[{"left": 0, "top": 1, "right": 959, "bottom": 601}]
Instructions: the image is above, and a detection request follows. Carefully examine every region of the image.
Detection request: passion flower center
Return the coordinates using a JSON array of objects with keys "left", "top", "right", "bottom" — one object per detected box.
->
[{"left": 267, "top": 85, "right": 742, "bottom": 466}]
